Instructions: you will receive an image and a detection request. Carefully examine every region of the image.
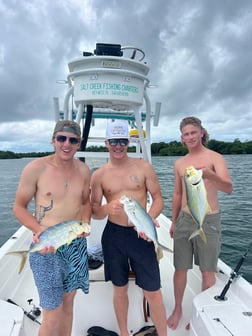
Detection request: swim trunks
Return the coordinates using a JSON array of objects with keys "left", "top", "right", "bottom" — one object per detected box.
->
[
  {"left": 101, "top": 220, "right": 161, "bottom": 291},
  {"left": 174, "top": 211, "right": 221, "bottom": 272},
  {"left": 29, "top": 237, "right": 89, "bottom": 310}
]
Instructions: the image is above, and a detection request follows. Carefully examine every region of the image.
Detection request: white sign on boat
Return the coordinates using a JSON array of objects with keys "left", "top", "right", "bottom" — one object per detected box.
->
[{"left": 68, "top": 44, "right": 150, "bottom": 110}]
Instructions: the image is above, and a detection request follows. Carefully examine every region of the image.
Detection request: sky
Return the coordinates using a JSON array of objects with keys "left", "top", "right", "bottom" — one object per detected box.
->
[{"left": 0, "top": 0, "right": 252, "bottom": 153}]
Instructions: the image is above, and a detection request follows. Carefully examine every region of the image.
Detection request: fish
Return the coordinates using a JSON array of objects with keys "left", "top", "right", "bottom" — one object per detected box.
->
[
  {"left": 184, "top": 166, "right": 211, "bottom": 243},
  {"left": 120, "top": 195, "right": 173, "bottom": 260},
  {"left": 8, "top": 220, "right": 91, "bottom": 273}
]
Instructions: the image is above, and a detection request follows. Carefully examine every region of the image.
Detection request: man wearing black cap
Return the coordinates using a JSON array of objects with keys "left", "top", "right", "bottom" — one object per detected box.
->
[{"left": 13, "top": 120, "right": 91, "bottom": 336}]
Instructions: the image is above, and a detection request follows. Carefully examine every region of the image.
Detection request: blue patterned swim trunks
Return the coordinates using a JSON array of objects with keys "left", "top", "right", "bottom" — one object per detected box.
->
[{"left": 29, "top": 237, "right": 89, "bottom": 310}]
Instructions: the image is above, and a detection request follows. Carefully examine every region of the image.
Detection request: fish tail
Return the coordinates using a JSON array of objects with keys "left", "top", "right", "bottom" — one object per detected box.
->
[
  {"left": 155, "top": 243, "right": 174, "bottom": 262},
  {"left": 189, "top": 228, "right": 207, "bottom": 243},
  {"left": 7, "top": 251, "right": 29, "bottom": 273},
  {"left": 156, "top": 246, "right": 164, "bottom": 262},
  {"left": 199, "top": 229, "right": 207, "bottom": 243},
  {"left": 207, "top": 202, "right": 212, "bottom": 213},
  {"left": 157, "top": 243, "right": 173, "bottom": 254}
]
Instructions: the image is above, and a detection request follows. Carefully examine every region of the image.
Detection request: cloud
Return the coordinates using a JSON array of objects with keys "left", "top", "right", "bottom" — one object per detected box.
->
[{"left": 0, "top": 0, "right": 252, "bottom": 152}]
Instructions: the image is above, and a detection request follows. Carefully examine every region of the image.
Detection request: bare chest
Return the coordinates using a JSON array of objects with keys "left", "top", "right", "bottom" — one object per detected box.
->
[
  {"left": 102, "top": 169, "right": 145, "bottom": 197},
  {"left": 179, "top": 155, "right": 213, "bottom": 177},
  {"left": 37, "top": 168, "right": 85, "bottom": 201}
]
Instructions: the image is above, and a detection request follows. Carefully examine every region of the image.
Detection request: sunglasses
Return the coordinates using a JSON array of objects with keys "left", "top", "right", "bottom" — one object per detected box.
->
[
  {"left": 55, "top": 135, "right": 80, "bottom": 145},
  {"left": 108, "top": 138, "right": 129, "bottom": 147}
]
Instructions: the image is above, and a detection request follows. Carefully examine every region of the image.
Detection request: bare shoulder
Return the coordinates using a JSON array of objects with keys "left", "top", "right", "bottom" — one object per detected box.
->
[
  {"left": 133, "top": 159, "right": 159, "bottom": 181},
  {"left": 75, "top": 159, "right": 90, "bottom": 173},
  {"left": 208, "top": 148, "right": 224, "bottom": 158},
  {"left": 204, "top": 148, "right": 228, "bottom": 166},
  {"left": 133, "top": 158, "right": 152, "bottom": 169},
  {"left": 91, "top": 163, "right": 108, "bottom": 180},
  {"left": 19, "top": 156, "right": 51, "bottom": 186},
  {"left": 23, "top": 156, "right": 49, "bottom": 173},
  {"left": 174, "top": 155, "right": 187, "bottom": 169}
]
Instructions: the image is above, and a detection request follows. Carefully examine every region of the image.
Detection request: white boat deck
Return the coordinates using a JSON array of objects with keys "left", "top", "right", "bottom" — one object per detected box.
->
[
  {"left": 190, "top": 275, "right": 252, "bottom": 336},
  {"left": 0, "top": 215, "right": 198, "bottom": 336},
  {"left": 0, "top": 213, "right": 252, "bottom": 336}
]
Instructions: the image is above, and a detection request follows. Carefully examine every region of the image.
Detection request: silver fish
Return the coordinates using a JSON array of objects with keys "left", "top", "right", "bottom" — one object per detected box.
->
[
  {"left": 8, "top": 220, "right": 91, "bottom": 273},
  {"left": 120, "top": 195, "right": 173, "bottom": 259},
  {"left": 184, "top": 166, "right": 211, "bottom": 243}
]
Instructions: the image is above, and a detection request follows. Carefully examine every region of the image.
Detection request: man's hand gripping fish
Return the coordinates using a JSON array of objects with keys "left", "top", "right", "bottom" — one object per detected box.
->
[
  {"left": 120, "top": 195, "right": 173, "bottom": 260},
  {"left": 7, "top": 220, "right": 91, "bottom": 273}
]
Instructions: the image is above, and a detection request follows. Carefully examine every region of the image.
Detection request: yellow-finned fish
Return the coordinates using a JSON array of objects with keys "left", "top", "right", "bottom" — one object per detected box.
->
[
  {"left": 120, "top": 195, "right": 173, "bottom": 260},
  {"left": 8, "top": 220, "right": 91, "bottom": 273},
  {"left": 184, "top": 166, "right": 211, "bottom": 243}
]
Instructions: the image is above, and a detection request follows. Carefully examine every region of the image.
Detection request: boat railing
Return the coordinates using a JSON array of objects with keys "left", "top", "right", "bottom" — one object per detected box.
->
[
  {"left": 75, "top": 134, "right": 146, "bottom": 160},
  {"left": 76, "top": 151, "right": 144, "bottom": 159}
]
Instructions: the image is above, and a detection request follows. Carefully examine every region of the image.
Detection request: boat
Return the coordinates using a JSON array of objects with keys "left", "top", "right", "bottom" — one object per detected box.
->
[{"left": 0, "top": 43, "right": 251, "bottom": 336}]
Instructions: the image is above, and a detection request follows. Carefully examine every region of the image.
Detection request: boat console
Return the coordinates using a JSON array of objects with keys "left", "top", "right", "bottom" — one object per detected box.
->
[{"left": 53, "top": 43, "right": 161, "bottom": 163}]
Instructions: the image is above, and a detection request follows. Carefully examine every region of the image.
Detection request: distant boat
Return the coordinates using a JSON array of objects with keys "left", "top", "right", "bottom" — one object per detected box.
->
[{"left": 0, "top": 43, "right": 251, "bottom": 336}]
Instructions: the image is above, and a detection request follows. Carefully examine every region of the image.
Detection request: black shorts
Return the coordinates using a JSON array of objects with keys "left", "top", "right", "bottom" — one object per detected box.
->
[{"left": 102, "top": 220, "right": 161, "bottom": 291}]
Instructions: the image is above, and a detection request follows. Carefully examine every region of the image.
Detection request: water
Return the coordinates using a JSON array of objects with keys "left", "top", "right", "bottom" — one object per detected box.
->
[{"left": 0, "top": 156, "right": 251, "bottom": 283}]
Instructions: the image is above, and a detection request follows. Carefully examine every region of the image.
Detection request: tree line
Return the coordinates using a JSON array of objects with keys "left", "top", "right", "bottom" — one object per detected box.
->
[
  {"left": 151, "top": 138, "right": 252, "bottom": 156},
  {"left": 0, "top": 138, "right": 251, "bottom": 159}
]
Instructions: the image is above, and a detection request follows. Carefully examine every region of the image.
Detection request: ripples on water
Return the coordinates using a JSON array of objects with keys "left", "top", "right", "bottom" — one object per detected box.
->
[{"left": 0, "top": 156, "right": 251, "bottom": 283}]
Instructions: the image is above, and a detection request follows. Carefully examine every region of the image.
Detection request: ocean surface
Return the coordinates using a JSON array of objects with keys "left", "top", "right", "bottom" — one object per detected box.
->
[{"left": 0, "top": 155, "right": 251, "bottom": 283}]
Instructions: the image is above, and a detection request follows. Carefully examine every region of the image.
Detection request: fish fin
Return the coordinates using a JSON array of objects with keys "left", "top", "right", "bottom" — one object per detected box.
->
[
  {"left": 7, "top": 251, "right": 28, "bottom": 273},
  {"left": 189, "top": 229, "right": 207, "bottom": 243}
]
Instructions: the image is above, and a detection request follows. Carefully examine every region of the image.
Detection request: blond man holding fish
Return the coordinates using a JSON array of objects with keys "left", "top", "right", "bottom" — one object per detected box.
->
[
  {"left": 13, "top": 120, "right": 91, "bottom": 336},
  {"left": 91, "top": 121, "right": 167, "bottom": 336},
  {"left": 167, "top": 116, "right": 233, "bottom": 330}
]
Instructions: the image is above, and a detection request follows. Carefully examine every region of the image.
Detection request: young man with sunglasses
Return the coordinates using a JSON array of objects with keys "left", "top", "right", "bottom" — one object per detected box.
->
[
  {"left": 91, "top": 121, "right": 167, "bottom": 336},
  {"left": 13, "top": 120, "right": 91, "bottom": 336}
]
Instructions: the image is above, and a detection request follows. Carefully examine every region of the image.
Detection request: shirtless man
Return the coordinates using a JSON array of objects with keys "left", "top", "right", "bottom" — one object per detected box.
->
[
  {"left": 13, "top": 120, "right": 91, "bottom": 336},
  {"left": 90, "top": 121, "right": 167, "bottom": 336},
  {"left": 167, "top": 116, "right": 233, "bottom": 330}
]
